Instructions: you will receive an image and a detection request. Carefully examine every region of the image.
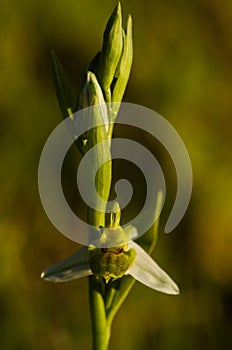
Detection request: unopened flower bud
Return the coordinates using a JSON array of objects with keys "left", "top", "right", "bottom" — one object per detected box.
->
[
  {"left": 112, "top": 15, "right": 133, "bottom": 106},
  {"left": 77, "top": 71, "right": 109, "bottom": 132},
  {"left": 98, "top": 2, "right": 123, "bottom": 102}
]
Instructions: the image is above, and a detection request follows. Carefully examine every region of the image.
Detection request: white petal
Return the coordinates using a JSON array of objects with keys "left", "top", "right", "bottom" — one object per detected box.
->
[
  {"left": 126, "top": 241, "right": 179, "bottom": 295},
  {"left": 41, "top": 246, "right": 92, "bottom": 282}
]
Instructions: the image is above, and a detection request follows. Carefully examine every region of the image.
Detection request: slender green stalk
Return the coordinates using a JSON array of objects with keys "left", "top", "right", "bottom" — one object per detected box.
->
[
  {"left": 87, "top": 123, "right": 112, "bottom": 349},
  {"left": 86, "top": 96, "right": 112, "bottom": 350},
  {"left": 88, "top": 201, "right": 111, "bottom": 349},
  {"left": 89, "top": 276, "right": 110, "bottom": 350},
  {"left": 106, "top": 277, "right": 135, "bottom": 326}
]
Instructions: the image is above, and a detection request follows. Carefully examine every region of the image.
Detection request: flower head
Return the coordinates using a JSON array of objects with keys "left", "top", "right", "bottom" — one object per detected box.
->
[{"left": 41, "top": 225, "right": 179, "bottom": 295}]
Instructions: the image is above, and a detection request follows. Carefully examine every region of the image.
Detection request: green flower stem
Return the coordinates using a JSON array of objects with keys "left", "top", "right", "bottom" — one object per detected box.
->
[
  {"left": 86, "top": 112, "right": 112, "bottom": 349},
  {"left": 106, "top": 277, "right": 135, "bottom": 326},
  {"left": 89, "top": 276, "right": 111, "bottom": 350}
]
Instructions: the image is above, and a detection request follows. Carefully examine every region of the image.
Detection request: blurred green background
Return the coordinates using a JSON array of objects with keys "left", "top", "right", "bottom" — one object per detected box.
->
[{"left": 1, "top": 0, "right": 232, "bottom": 349}]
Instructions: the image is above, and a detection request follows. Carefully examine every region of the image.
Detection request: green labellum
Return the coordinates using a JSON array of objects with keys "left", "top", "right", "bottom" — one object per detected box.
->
[{"left": 88, "top": 245, "right": 136, "bottom": 283}]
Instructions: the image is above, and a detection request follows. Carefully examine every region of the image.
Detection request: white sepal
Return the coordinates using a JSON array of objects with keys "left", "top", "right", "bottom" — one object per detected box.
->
[
  {"left": 41, "top": 246, "right": 92, "bottom": 283},
  {"left": 126, "top": 241, "right": 179, "bottom": 295}
]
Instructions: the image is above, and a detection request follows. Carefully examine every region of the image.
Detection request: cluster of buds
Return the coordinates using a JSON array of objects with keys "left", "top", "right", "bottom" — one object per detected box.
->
[
  {"left": 77, "top": 2, "right": 133, "bottom": 145},
  {"left": 78, "top": 3, "right": 132, "bottom": 105},
  {"left": 50, "top": 3, "right": 133, "bottom": 229},
  {"left": 51, "top": 2, "right": 132, "bottom": 150}
]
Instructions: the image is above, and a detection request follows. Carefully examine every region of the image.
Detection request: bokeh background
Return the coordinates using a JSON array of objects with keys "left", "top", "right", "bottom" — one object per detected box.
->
[{"left": 1, "top": 0, "right": 232, "bottom": 349}]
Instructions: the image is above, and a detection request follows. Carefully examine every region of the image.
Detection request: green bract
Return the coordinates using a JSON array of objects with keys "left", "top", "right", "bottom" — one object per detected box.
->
[{"left": 50, "top": 51, "right": 76, "bottom": 119}]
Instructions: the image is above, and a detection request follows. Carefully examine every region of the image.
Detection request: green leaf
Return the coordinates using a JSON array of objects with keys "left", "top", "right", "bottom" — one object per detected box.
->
[{"left": 51, "top": 50, "right": 76, "bottom": 119}]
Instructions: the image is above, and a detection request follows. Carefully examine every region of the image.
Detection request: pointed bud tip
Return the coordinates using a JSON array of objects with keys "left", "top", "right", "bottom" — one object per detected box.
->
[
  {"left": 87, "top": 71, "right": 97, "bottom": 83},
  {"left": 116, "top": 2, "right": 122, "bottom": 14},
  {"left": 127, "top": 14, "right": 132, "bottom": 27}
]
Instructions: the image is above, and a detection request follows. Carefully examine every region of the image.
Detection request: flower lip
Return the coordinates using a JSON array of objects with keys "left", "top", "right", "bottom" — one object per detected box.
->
[{"left": 88, "top": 242, "right": 136, "bottom": 283}]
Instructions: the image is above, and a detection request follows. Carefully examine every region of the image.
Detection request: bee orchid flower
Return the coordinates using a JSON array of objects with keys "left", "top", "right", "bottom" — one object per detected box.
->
[{"left": 41, "top": 227, "right": 179, "bottom": 295}]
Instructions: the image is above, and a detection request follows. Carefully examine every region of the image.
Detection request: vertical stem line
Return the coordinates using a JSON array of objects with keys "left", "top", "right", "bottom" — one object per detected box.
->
[
  {"left": 87, "top": 133, "right": 112, "bottom": 349},
  {"left": 89, "top": 276, "right": 111, "bottom": 350}
]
